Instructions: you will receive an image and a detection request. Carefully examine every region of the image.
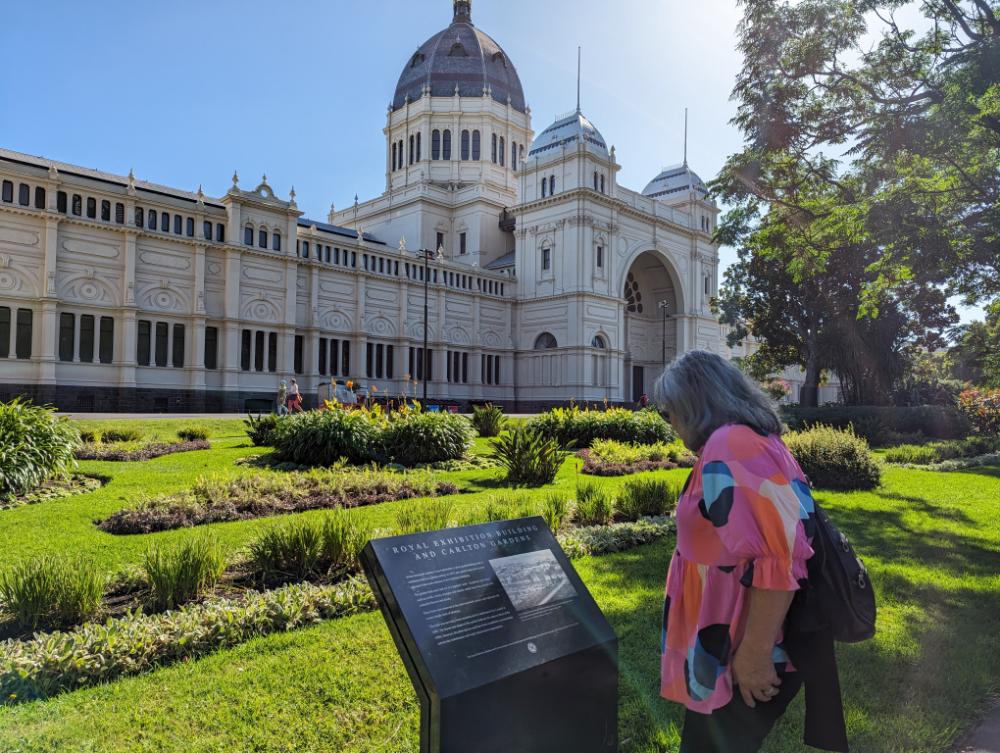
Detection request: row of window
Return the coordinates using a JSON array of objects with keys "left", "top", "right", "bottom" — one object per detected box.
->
[
  {"left": 136, "top": 320, "right": 185, "bottom": 368},
  {"left": 1, "top": 180, "right": 45, "bottom": 210},
  {"left": 392, "top": 130, "right": 524, "bottom": 170},
  {"left": 244, "top": 225, "right": 282, "bottom": 251},
  {"left": 318, "top": 338, "right": 351, "bottom": 377},
  {"left": 408, "top": 347, "right": 433, "bottom": 382},
  {"left": 365, "top": 342, "right": 395, "bottom": 380},
  {"left": 539, "top": 171, "right": 608, "bottom": 199},
  {"left": 58, "top": 313, "right": 114, "bottom": 364},
  {"left": 134, "top": 206, "right": 226, "bottom": 243},
  {"left": 0, "top": 307, "right": 32, "bottom": 359},
  {"left": 444, "top": 350, "right": 502, "bottom": 385}
]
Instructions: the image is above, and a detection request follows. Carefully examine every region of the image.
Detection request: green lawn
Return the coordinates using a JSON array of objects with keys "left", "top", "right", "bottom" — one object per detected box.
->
[{"left": 1, "top": 418, "right": 998, "bottom": 752}]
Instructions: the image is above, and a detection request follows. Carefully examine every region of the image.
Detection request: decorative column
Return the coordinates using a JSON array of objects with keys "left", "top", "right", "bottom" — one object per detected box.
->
[
  {"left": 188, "top": 243, "right": 207, "bottom": 389},
  {"left": 36, "top": 215, "right": 60, "bottom": 385}
]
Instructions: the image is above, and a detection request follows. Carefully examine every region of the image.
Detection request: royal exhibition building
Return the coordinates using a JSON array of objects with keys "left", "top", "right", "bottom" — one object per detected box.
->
[{"left": 0, "top": 0, "right": 742, "bottom": 413}]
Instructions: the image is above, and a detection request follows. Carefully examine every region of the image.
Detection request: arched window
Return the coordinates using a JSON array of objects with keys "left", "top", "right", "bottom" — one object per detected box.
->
[
  {"left": 432, "top": 130, "right": 441, "bottom": 160},
  {"left": 86, "top": 197, "right": 97, "bottom": 218},
  {"left": 273, "top": 232, "right": 281, "bottom": 252},
  {"left": 499, "top": 136, "right": 505, "bottom": 166},
  {"left": 461, "top": 130, "right": 470, "bottom": 160},
  {"left": 203, "top": 221, "right": 212, "bottom": 240},
  {"left": 244, "top": 225, "right": 254, "bottom": 246},
  {"left": 186, "top": 217, "right": 194, "bottom": 237},
  {"left": 259, "top": 229, "right": 268, "bottom": 249},
  {"left": 135, "top": 207, "right": 145, "bottom": 228},
  {"left": 72, "top": 194, "right": 82, "bottom": 216},
  {"left": 594, "top": 171, "right": 599, "bottom": 190},
  {"left": 116, "top": 203, "right": 125, "bottom": 224},
  {"left": 100, "top": 200, "right": 110, "bottom": 221},
  {"left": 408, "top": 135, "right": 415, "bottom": 165},
  {"left": 391, "top": 142, "right": 397, "bottom": 170},
  {"left": 0, "top": 181, "right": 12, "bottom": 203},
  {"left": 592, "top": 335, "right": 607, "bottom": 349},
  {"left": 511, "top": 141, "right": 517, "bottom": 169},
  {"left": 57, "top": 191, "right": 67, "bottom": 213},
  {"left": 161, "top": 212, "right": 169, "bottom": 231},
  {"left": 173, "top": 214, "right": 182, "bottom": 234},
  {"left": 491, "top": 133, "right": 498, "bottom": 163},
  {"left": 148, "top": 209, "right": 157, "bottom": 230},
  {"left": 399, "top": 139, "right": 404, "bottom": 167},
  {"left": 600, "top": 174, "right": 606, "bottom": 193},
  {"left": 17, "top": 184, "right": 29, "bottom": 206},
  {"left": 416, "top": 132, "right": 422, "bottom": 161},
  {"left": 550, "top": 175, "right": 556, "bottom": 194},
  {"left": 216, "top": 223, "right": 225, "bottom": 242},
  {"left": 34, "top": 187, "right": 45, "bottom": 209},
  {"left": 533, "top": 332, "right": 558, "bottom": 349},
  {"left": 472, "top": 130, "right": 481, "bottom": 160},
  {"left": 541, "top": 246, "right": 552, "bottom": 271},
  {"left": 443, "top": 129, "right": 452, "bottom": 160},
  {"left": 541, "top": 179, "right": 547, "bottom": 198},
  {"left": 592, "top": 335, "right": 608, "bottom": 387}
]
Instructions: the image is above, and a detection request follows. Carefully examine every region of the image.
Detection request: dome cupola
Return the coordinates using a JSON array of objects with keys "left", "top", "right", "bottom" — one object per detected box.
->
[
  {"left": 392, "top": 1, "right": 526, "bottom": 113},
  {"left": 528, "top": 110, "right": 609, "bottom": 162},
  {"left": 642, "top": 164, "right": 710, "bottom": 201}
]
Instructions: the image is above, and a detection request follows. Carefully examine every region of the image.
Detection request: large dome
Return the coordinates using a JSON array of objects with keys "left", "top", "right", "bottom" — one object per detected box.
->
[
  {"left": 528, "top": 111, "right": 609, "bottom": 161},
  {"left": 392, "top": 1, "right": 526, "bottom": 113},
  {"left": 642, "top": 164, "right": 710, "bottom": 201}
]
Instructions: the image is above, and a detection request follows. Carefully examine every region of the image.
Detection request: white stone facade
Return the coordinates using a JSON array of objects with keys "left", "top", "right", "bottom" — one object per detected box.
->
[{"left": 0, "top": 2, "right": 723, "bottom": 412}]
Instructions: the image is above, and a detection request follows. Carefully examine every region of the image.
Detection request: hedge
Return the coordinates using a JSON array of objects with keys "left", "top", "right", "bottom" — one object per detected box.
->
[{"left": 781, "top": 405, "right": 971, "bottom": 443}]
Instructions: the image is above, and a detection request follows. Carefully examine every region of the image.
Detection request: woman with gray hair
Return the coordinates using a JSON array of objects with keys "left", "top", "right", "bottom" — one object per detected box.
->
[{"left": 654, "top": 351, "right": 843, "bottom": 752}]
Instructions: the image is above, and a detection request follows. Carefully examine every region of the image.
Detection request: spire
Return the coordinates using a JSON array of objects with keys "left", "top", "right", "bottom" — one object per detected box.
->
[
  {"left": 453, "top": 0, "right": 471, "bottom": 23},
  {"left": 683, "top": 107, "right": 689, "bottom": 167},
  {"left": 576, "top": 47, "right": 582, "bottom": 113}
]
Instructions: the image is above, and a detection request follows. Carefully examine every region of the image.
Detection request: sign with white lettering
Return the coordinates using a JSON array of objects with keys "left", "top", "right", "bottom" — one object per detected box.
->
[{"left": 361, "top": 516, "right": 618, "bottom": 753}]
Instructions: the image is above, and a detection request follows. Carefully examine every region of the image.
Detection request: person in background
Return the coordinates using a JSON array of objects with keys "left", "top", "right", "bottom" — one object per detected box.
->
[
  {"left": 653, "top": 350, "right": 843, "bottom": 753},
  {"left": 276, "top": 380, "right": 289, "bottom": 416},
  {"left": 287, "top": 378, "right": 302, "bottom": 413}
]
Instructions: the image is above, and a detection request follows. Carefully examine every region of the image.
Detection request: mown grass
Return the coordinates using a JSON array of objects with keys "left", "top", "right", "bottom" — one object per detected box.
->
[{"left": 0, "top": 418, "right": 997, "bottom": 752}]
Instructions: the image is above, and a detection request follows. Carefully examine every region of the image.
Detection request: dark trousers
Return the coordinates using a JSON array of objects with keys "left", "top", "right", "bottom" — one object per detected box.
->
[{"left": 680, "top": 671, "right": 803, "bottom": 753}]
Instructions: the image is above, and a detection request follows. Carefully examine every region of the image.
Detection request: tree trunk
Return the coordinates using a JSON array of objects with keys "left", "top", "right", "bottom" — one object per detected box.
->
[{"left": 800, "top": 339, "right": 821, "bottom": 407}]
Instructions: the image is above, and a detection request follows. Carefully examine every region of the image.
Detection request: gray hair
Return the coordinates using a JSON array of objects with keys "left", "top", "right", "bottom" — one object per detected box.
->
[{"left": 652, "top": 350, "right": 783, "bottom": 450}]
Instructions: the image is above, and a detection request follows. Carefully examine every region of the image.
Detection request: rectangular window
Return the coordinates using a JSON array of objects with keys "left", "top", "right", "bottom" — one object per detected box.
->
[
  {"left": 705, "top": 275, "right": 711, "bottom": 296},
  {"left": 254, "top": 331, "right": 265, "bottom": 371},
  {"left": 18, "top": 183, "right": 30, "bottom": 206},
  {"left": 115, "top": 203, "right": 125, "bottom": 224},
  {"left": 148, "top": 210, "right": 157, "bottom": 230},
  {"left": 241, "top": 329, "right": 252, "bottom": 371},
  {"left": 386, "top": 345, "right": 394, "bottom": 379},
  {"left": 462, "top": 352, "right": 468, "bottom": 383},
  {"left": 366, "top": 342, "right": 374, "bottom": 378},
  {"left": 161, "top": 212, "right": 169, "bottom": 232},
  {"left": 447, "top": 350, "right": 452, "bottom": 383},
  {"left": 58, "top": 313, "right": 75, "bottom": 362},
  {"left": 87, "top": 198, "right": 96, "bottom": 219},
  {"left": 268, "top": 332, "right": 277, "bottom": 373},
  {"left": 100, "top": 200, "right": 110, "bottom": 221},
  {"left": 154, "top": 322, "right": 168, "bottom": 367},
  {"left": 0, "top": 307, "right": 9, "bottom": 357},
  {"left": 319, "top": 337, "right": 328, "bottom": 375},
  {"left": 204, "top": 326, "right": 218, "bottom": 370},
  {"left": 460, "top": 232, "right": 467, "bottom": 255},
  {"left": 99, "top": 317, "right": 114, "bottom": 364},
  {"left": 173, "top": 215, "right": 182, "bottom": 235},
  {"left": 203, "top": 221, "right": 212, "bottom": 240},
  {"left": 1, "top": 181, "right": 13, "bottom": 202},
  {"left": 72, "top": 194, "right": 82, "bottom": 216},
  {"left": 186, "top": 217, "right": 194, "bottom": 237},
  {"left": 482, "top": 354, "right": 488, "bottom": 385},
  {"left": 15, "top": 309, "right": 32, "bottom": 359},
  {"left": 137, "top": 320, "right": 151, "bottom": 366},
  {"left": 216, "top": 224, "right": 225, "bottom": 242},
  {"left": 294, "top": 335, "right": 303, "bottom": 375},
  {"left": 494, "top": 356, "right": 501, "bottom": 386},
  {"left": 172, "top": 324, "right": 185, "bottom": 367},
  {"left": 437, "top": 232, "right": 445, "bottom": 253},
  {"left": 330, "top": 339, "right": 339, "bottom": 376},
  {"left": 79, "top": 314, "right": 95, "bottom": 363},
  {"left": 376, "top": 344, "right": 384, "bottom": 378},
  {"left": 341, "top": 340, "right": 350, "bottom": 376},
  {"left": 597, "top": 246, "right": 603, "bottom": 268},
  {"left": 57, "top": 191, "right": 67, "bottom": 213},
  {"left": 34, "top": 186, "right": 45, "bottom": 209},
  {"left": 135, "top": 207, "right": 145, "bottom": 227}
]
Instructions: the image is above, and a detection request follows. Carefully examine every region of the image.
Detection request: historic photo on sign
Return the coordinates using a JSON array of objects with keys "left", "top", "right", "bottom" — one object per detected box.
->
[{"left": 489, "top": 549, "right": 578, "bottom": 612}]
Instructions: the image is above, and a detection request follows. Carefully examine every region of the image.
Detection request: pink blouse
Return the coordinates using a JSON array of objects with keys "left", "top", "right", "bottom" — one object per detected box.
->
[{"left": 660, "top": 424, "right": 816, "bottom": 713}]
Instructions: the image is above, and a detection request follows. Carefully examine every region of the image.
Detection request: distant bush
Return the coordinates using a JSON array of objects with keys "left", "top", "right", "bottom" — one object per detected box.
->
[
  {"left": 883, "top": 435, "right": 1000, "bottom": 465},
  {"left": 177, "top": 427, "right": 209, "bottom": 442},
  {"left": 491, "top": 425, "right": 566, "bottom": 485},
  {"left": 574, "top": 482, "right": 613, "bottom": 526},
  {"left": 100, "top": 427, "right": 144, "bottom": 443},
  {"left": 529, "top": 406, "right": 674, "bottom": 448},
  {"left": 781, "top": 405, "right": 971, "bottom": 444},
  {"left": 784, "top": 425, "right": 882, "bottom": 491},
  {"left": 0, "top": 399, "right": 79, "bottom": 503},
  {"left": 143, "top": 538, "right": 226, "bottom": 612},
  {"left": 616, "top": 478, "right": 681, "bottom": 521},
  {"left": 271, "top": 409, "right": 383, "bottom": 466},
  {"left": 382, "top": 411, "right": 473, "bottom": 465},
  {"left": 0, "top": 556, "right": 104, "bottom": 631},
  {"left": 958, "top": 388, "right": 1000, "bottom": 436},
  {"left": 471, "top": 404, "right": 507, "bottom": 438},
  {"left": 245, "top": 413, "right": 283, "bottom": 447}
]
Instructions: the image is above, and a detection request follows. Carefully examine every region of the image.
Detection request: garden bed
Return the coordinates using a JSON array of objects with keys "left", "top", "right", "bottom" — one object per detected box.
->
[
  {"left": 75, "top": 439, "right": 211, "bottom": 462},
  {"left": 576, "top": 439, "right": 696, "bottom": 476},
  {"left": 97, "top": 467, "right": 461, "bottom": 534},
  {"left": 0, "top": 474, "right": 106, "bottom": 511}
]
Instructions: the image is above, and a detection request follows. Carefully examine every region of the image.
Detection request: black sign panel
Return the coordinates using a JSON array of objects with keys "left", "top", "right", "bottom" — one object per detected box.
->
[{"left": 362, "top": 516, "right": 618, "bottom": 753}]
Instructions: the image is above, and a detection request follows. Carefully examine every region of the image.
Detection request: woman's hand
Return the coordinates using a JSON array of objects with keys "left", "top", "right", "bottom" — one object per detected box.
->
[{"left": 732, "top": 645, "right": 781, "bottom": 708}]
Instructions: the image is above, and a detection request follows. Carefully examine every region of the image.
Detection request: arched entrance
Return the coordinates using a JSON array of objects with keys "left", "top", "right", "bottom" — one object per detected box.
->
[{"left": 621, "top": 251, "right": 682, "bottom": 403}]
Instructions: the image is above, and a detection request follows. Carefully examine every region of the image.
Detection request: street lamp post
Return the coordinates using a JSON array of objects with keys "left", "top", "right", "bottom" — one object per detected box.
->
[
  {"left": 414, "top": 245, "right": 443, "bottom": 404},
  {"left": 658, "top": 300, "right": 672, "bottom": 365}
]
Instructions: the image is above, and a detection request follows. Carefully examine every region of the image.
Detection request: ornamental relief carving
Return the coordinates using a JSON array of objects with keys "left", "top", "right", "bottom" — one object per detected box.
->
[
  {"left": 137, "top": 283, "right": 189, "bottom": 313},
  {"left": 61, "top": 238, "right": 120, "bottom": 260},
  {"left": 318, "top": 308, "right": 353, "bottom": 332},
  {"left": 446, "top": 326, "right": 471, "bottom": 345},
  {"left": 241, "top": 265, "right": 283, "bottom": 284},
  {"left": 137, "top": 249, "right": 191, "bottom": 272},
  {"left": 59, "top": 269, "right": 119, "bottom": 306},
  {"left": 0, "top": 226, "right": 41, "bottom": 248},
  {"left": 242, "top": 297, "right": 281, "bottom": 323},
  {"left": 364, "top": 314, "right": 396, "bottom": 337},
  {"left": 405, "top": 321, "right": 436, "bottom": 340},
  {"left": 481, "top": 329, "right": 503, "bottom": 348}
]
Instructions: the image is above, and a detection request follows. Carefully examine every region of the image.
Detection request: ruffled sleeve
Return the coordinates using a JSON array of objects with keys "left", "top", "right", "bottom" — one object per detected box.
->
[{"left": 698, "top": 425, "right": 813, "bottom": 591}]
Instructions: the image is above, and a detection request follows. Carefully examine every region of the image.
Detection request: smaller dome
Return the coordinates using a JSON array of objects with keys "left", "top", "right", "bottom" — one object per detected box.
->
[
  {"left": 528, "top": 110, "right": 609, "bottom": 162},
  {"left": 643, "top": 164, "right": 710, "bottom": 201}
]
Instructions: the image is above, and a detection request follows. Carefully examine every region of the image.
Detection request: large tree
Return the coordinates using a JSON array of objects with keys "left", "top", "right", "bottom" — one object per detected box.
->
[{"left": 950, "top": 299, "right": 1000, "bottom": 386}]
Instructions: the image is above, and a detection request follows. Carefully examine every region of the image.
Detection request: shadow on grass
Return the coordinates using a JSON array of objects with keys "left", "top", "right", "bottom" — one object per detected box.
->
[{"left": 873, "top": 492, "right": 976, "bottom": 525}]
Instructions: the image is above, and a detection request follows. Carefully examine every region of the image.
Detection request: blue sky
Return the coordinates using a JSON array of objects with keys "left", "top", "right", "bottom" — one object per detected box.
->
[{"left": 0, "top": 0, "right": 982, "bottom": 323}]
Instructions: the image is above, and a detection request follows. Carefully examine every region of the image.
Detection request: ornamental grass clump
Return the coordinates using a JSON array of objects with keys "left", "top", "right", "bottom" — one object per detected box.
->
[
  {"left": 244, "top": 413, "right": 284, "bottom": 447},
  {"left": 574, "top": 482, "right": 613, "bottom": 526},
  {"left": 0, "top": 557, "right": 104, "bottom": 631},
  {"left": 177, "top": 427, "right": 209, "bottom": 442},
  {"left": 395, "top": 499, "right": 455, "bottom": 535},
  {"left": 491, "top": 425, "right": 566, "bottom": 485},
  {"left": 99, "top": 427, "right": 144, "bottom": 443},
  {"left": 615, "top": 478, "right": 681, "bottom": 521},
  {"left": 529, "top": 406, "right": 674, "bottom": 448},
  {"left": 0, "top": 398, "right": 79, "bottom": 503},
  {"left": 382, "top": 411, "right": 473, "bottom": 466},
  {"left": 471, "top": 403, "right": 507, "bottom": 438},
  {"left": 542, "top": 493, "right": 571, "bottom": 532},
  {"left": 143, "top": 538, "right": 226, "bottom": 612},
  {"left": 248, "top": 512, "right": 369, "bottom": 583},
  {"left": 481, "top": 492, "right": 538, "bottom": 523},
  {"left": 784, "top": 425, "right": 882, "bottom": 491}
]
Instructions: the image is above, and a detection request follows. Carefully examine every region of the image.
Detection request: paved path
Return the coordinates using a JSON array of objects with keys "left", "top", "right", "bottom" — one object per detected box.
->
[{"left": 954, "top": 702, "right": 1000, "bottom": 753}]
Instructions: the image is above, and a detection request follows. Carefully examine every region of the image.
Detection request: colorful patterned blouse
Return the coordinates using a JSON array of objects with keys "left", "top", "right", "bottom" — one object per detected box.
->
[{"left": 660, "top": 423, "right": 816, "bottom": 713}]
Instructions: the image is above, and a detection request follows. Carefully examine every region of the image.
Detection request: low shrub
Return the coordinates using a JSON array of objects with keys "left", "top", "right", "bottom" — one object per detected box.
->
[
  {"left": 958, "top": 388, "right": 1000, "bottom": 436},
  {"left": 896, "top": 452, "right": 1000, "bottom": 472},
  {"left": 559, "top": 516, "right": 674, "bottom": 559},
  {"left": 579, "top": 439, "right": 696, "bottom": 475},
  {"left": 542, "top": 493, "right": 571, "bottom": 533},
  {"left": 574, "top": 482, "right": 613, "bottom": 526},
  {"left": 481, "top": 492, "right": 538, "bottom": 523},
  {"left": 382, "top": 411, "right": 473, "bottom": 466},
  {"left": 883, "top": 435, "right": 1000, "bottom": 465},
  {"left": 471, "top": 404, "right": 507, "bottom": 438},
  {"left": 395, "top": 500, "right": 455, "bottom": 534},
  {"left": 0, "top": 557, "right": 104, "bottom": 631},
  {"left": 491, "top": 425, "right": 566, "bottom": 485},
  {"left": 99, "top": 427, "right": 144, "bottom": 443},
  {"left": 245, "top": 413, "right": 283, "bottom": 447},
  {"left": 784, "top": 425, "right": 882, "bottom": 491},
  {"left": 99, "top": 467, "right": 457, "bottom": 534},
  {"left": 319, "top": 513, "right": 367, "bottom": 575},
  {"left": 781, "top": 404, "right": 971, "bottom": 443},
  {"left": 248, "top": 520, "right": 324, "bottom": 583},
  {"left": 0, "top": 399, "right": 79, "bottom": 502},
  {"left": 79, "top": 430, "right": 100, "bottom": 443},
  {"left": 529, "top": 406, "right": 674, "bottom": 448},
  {"left": 615, "top": 478, "right": 681, "bottom": 521},
  {"left": 143, "top": 538, "right": 226, "bottom": 612},
  {"left": 177, "top": 427, "right": 209, "bottom": 442},
  {"left": 75, "top": 439, "right": 210, "bottom": 462},
  {"left": 271, "top": 409, "right": 383, "bottom": 466}
]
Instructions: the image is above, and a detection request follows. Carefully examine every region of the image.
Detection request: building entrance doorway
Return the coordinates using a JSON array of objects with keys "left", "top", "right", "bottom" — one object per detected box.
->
[{"left": 631, "top": 366, "right": 645, "bottom": 404}]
